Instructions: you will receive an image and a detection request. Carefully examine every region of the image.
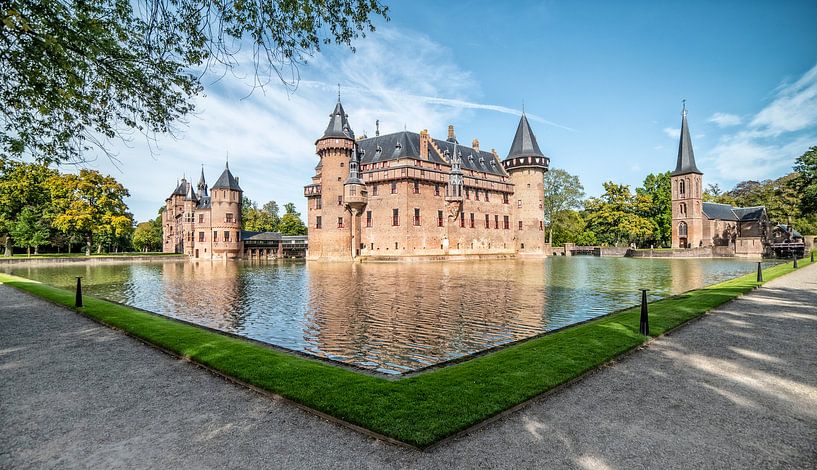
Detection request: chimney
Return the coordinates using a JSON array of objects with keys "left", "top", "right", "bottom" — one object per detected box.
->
[
  {"left": 447, "top": 124, "right": 456, "bottom": 141},
  {"left": 420, "top": 129, "right": 429, "bottom": 160},
  {"left": 472, "top": 138, "right": 480, "bottom": 152}
]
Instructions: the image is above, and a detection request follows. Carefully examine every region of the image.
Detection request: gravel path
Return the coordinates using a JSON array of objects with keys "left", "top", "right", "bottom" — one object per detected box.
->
[{"left": 1, "top": 264, "right": 816, "bottom": 469}]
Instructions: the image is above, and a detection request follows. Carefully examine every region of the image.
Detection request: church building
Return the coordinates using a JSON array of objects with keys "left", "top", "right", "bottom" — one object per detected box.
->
[
  {"left": 670, "top": 105, "right": 769, "bottom": 256},
  {"left": 304, "top": 98, "right": 552, "bottom": 260}
]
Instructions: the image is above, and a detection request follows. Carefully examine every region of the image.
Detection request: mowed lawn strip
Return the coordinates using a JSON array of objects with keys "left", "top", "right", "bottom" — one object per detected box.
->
[{"left": 0, "top": 256, "right": 809, "bottom": 448}]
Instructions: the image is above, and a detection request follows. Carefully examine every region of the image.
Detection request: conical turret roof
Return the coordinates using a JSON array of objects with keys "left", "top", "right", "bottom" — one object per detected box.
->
[
  {"left": 320, "top": 100, "right": 354, "bottom": 140},
  {"left": 212, "top": 162, "right": 242, "bottom": 191},
  {"left": 506, "top": 113, "right": 545, "bottom": 160},
  {"left": 672, "top": 106, "right": 702, "bottom": 175}
]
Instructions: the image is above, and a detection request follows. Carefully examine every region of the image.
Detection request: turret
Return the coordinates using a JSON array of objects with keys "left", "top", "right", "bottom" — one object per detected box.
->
[
  {"left": 503, "top": 112, "right": 550, "bottom": 254},
  {"left": 210, "top": 161, "right": 243, "bottom": 259},
  {"left": 306, "top": 97, "right": 356, "bottom": 260},
  {"left": 197, "top": 165, "right": 208, "bottom": 197},
  {"left": 671, "top": 103, "right": 704, "bottom": 248}
]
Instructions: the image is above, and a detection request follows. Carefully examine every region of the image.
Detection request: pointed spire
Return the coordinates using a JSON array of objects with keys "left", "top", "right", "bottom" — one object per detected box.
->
[
  {"left": 672, "top": 102, "right": 702, "bottom": 175},
  {"left": 185, "top": 179, "right": 197, "bottom": 201},
  {"left": 506, "top": 113, "right": 545, "bottom": 160},
  {"left": 320, "top": 99, "right": 354, "bottom": 141}
]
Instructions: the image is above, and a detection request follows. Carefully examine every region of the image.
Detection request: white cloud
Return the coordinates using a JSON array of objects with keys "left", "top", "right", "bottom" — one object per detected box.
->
[
  {"left": 708, "top": 112, "right": 742, "bottom": 127},
  {"left": 663, "top": 127, "right": 679, "bottom": 139},
  {"left": 707, "top": 62, "right": 817, "bottom": 183},
  {"left": 85, "top": 27, "right": 572, "bottom": 222}
]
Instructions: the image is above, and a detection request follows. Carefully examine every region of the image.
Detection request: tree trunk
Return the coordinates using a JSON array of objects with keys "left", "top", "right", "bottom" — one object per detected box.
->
[
  {"left": 67, "top": 242, "right": 72, "bottom": 254},
  {"left": 85, "top": 236, "right": 92, "bottom": 256},
  {"left": 548, "top": 227, "right": 553, "bottom": 245},
  {"left": 4, "top": 237, "right": 12, "bottom": 257},
  {"left": 34, "top": 245, "right": 39, "bottom": 255},
  {"left": 26, "top": 246, "right": 31, "bottom": 257}
]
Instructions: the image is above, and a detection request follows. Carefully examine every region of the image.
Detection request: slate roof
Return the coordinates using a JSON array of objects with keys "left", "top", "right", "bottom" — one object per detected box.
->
[
  {"left": 702, "top": 202, "right": 766, "bottom": 222},
  {"left": 356, "top": 131, "right": 507, "bottom": 177},
  {"left": 506, "top": 113, "right": 545, "bottom": 160},
  {"left": 320, "top": 101, "right": 354, "bottom": 140},
  {"left": 171, "top": 179, "right": 188, "bottom": 196},
  {"left": 196, "top": 196, "right": 211, "bottom": 209},
  {"left": 242, "top": 231, "right": 282, "bottom": 241},
  {"left": 672, "top": 108, "right": 702, "bottom": 175},
  {"left": 212, "top": 164, "right": 242, "bottom": 191}
]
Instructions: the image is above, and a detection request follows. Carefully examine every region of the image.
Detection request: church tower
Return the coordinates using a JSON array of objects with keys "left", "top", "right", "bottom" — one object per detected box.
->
[
  {"left": 306, "top": 98, "right": 356, "bottom": 260},
  {"left": 502, "top": 113, "right": 550, "bottom": 255},
  {"left": 671, "top": 104, "right": 704, "bottom": 248}
]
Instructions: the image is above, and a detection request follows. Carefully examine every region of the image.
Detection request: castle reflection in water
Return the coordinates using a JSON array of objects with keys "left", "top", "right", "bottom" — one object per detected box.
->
[{"left": 4, "top": 257, "right": 765, "bottom": 374}]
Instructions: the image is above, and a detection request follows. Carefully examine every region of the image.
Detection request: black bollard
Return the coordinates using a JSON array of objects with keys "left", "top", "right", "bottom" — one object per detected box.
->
[
  {"left": 639, "top": 289, "right": 649, "bottom": 336},
  {"left": 75, "top": 276, "right": 83, "bottom": 308},
  {"left": 811, "top": 252, "right": 814, "bottom": 263},
  {"left": 756, "top": 262, "right": 763, "bottom": 283},
  {"left": 793, "top": 255, "right": 798, "bottom": 269}
]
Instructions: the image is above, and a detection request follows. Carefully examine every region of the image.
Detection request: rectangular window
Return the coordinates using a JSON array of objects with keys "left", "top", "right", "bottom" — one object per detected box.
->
[
  {"left": 198, "top": 214, "right": 204, "bottom": 223},
  {"left": 475, "top": 190, "right": 480, "bottom": 201},
  {"left": 518, "top": 200, "right": 522, "bottom": 208},
  {"left": 401, "top": 168, "right": 407, "bottom": 176},
  {"left": 350, "top": 186, "right": 356, "bottom": 196},
  {"left": 413, "top": 181, "right": 420, "bottom": 194},
  {"left": 226, "top": 213, "right": 234, "bottom": 223},
  {"left": 494, "top": 215, "right": 499, "bottom": 229},
  {"left": 413, "top": 208, "right": 421, "bottom": 226},
  {"left": 224, "top": 231, "right": 231, "bottom": 241},
  {"left": 437, "top": 210, "right": 444, "bottom": 227},
  {"left": 337, "top": 217, "right": 344, "bottom": 228},
  {"left": 485, "top": 192, "right": 490, "bottom": 202},
  {"left": 366, "top": 211, "right": 372, "bottom": 227},
  {"left": 435, "top": 184, "right": 441, "bottom": 196},
  {"left": 316, "top": 197, "right": 322, "bottom": 209},
  {"left": 503, "top": 193, "right": 509, "bottom": 204},
  {"left": 470, "top": 213, "right": 475, "bottom": 228},
  {"left": 372, "top": 185, "right": 378, "bottom": 196},
  {"left": 198, "top": 232, "right": 204, "bottom": 242},
  {"left": 466, "top": 188, "right": 470, "bottom": 200},
  {"left": 236, "top": 231, "right": 240, "bottom": 242},
  {"left": 540, "top": 220, "right": 544, "bottom": 231},
  {"left": 519, "top": 220, "right": 523, "bottom": 230},
  {"left": 503, "top": 215, "right": 509, "bottom": 229},
  {"left": 391, "top": 181, "right": 397, "bottom": 194},
  {"left": 485, "top": 214, "right": 490, "bottom": 228},
  {"left": 392, "top": 208, "right": 399, "bottom": 226},
  {"left": 316, "top": 216, "right": 322, "bottom": 229},
  {"left": 337, "top": 195, "right": 343, "bottom": 206}
]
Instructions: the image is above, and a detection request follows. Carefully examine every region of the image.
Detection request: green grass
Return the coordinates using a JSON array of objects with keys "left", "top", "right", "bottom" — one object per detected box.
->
[
  {"left": 1, "top": 252, "right": 182, "bottom": 259},
  {"left": 0, "top": 254, "right": 811, "bottom": 448}
]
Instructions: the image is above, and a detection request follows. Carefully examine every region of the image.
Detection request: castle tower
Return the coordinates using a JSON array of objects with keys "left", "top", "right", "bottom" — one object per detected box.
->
[
  {"left": 210, "top": 161, "right": 243, "bottom": 259},
  {"left": 306, "top": 99, "right": 356, "bottom": 260},
  {"left": 343, "top": 142, "right": 368, "bottom": 259},
  {"left": 197, "top": 166, "right": 208, "bottom": 197},
  {"left": 182, "top": 179, "right": 198, "bottom": 257},
  {"left": 163, "top": 178, "right": 188, "bottom": 253},
  {"left": 502, "top": 113, "right": 550, "bottom": 254},
  {"left": 670, "top": 104, "right": 703, "bottom": 248}
]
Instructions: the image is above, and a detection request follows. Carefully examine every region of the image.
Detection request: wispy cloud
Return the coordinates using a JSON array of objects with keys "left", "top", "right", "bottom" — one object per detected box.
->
[
  {"left": 708, "top": 62, "right": 817, "bottom": 183},
  {"left": 708, "top": 112, "right": 742, "bottom": 127},
  {"left": 663, "top": 127, "right": 680, "bottom": 139}
]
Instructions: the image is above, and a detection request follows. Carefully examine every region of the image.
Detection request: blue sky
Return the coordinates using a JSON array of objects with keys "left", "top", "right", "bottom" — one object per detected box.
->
[{"left": 92, "top": 0, "right": 817, "bottom": 222}]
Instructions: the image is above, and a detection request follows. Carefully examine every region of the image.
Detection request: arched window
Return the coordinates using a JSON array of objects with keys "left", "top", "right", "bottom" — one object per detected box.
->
[
  {"left": 679, "top": 179, "right": 685, "bottom": 195},
  {"left": 678, "top": 222, "right": 688, "bottom": 237},
  {"left": 680, "top": 202, "right": 686, "bottom": 215}
]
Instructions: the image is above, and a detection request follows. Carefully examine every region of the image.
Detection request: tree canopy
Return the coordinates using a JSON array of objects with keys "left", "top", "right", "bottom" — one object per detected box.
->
[
  {"left": 542, "top": 168, "right": 584, "bottom": 244},
  {"left": 1, "top": 0, "right": 389, "bottom": 163}
]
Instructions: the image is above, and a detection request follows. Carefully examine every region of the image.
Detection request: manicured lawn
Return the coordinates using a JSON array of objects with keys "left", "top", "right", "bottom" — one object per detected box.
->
[{"left": 0, "top": 255, "right": 810, "bottom": 448}]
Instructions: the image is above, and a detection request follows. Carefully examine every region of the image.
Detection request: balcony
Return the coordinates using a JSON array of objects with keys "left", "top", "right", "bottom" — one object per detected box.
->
[{"left": 304, "top": 184, "right": 322, "bottom": 197}]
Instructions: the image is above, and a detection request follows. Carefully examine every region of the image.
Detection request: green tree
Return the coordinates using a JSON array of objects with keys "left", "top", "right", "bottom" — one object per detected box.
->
[
  {"left": 132, "top": 218, "right": 162, "bottom": 252},
  {"left": 542, "top": 168, "right": 585, "bottom": 244},
  {"left": 636, "top": 172, "right": 672, "bottom": 247},
  {"left": 0, "top": 161, "right": 57, "bottom": 255},
  {"left": 793, "top": 146, "right": 817, "bottom": 215},
  {"left": 242, "top": 197, "right": 280, "bottom": 232},
  {"left": 584, "top": 182, "right": 654, "bottom": 247},
  {"left": 49, "top": 169, "right": 133, "bottom": 255},
  {"left": 9, "top": 205, "right": 50, "bottom": 255},
  {"left": 550, "top": 210, "right": 586, "bottom": 247},
  {"left": 278, "top": 202, "right": 306, "bottom": 235},
  {"left": 1, "top": 0, "right": 389, "bottom": 163}
]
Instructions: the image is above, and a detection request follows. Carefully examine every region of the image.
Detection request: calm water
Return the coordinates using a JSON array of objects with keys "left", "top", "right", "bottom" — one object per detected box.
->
[{"left": 4, "top": 257, "right": 768, "bottom": 374}]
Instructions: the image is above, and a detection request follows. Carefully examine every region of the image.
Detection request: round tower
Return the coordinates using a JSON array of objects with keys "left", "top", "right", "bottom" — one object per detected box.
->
[
  {"left": 502, "top": 113, "right": 550, "bottom": 255},
  {"left": 210, "top": 161, "right": 243, "bottom": 259},
  {"left": 307, "top": 99, "right": 356, "bottom": 260}
]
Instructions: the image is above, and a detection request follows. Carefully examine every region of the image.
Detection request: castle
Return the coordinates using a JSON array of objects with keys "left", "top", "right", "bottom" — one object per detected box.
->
[
  {"left": 162, "top": 163, "right": 244, "bottom": 259},
  {"left": 304, "top": 98, "right": 551, "bottom": 260},
  {"left": 670, "top": 105, "right": 770, "bottom": 256}
]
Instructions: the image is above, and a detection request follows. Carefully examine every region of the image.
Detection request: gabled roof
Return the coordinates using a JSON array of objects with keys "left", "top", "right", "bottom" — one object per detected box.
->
[
  {"left": 672, "top": 107, "right": 702, "bottom": 175},
  {"left": 774, "top": 224, "right": 803, "bottom": 239},
  {"left": 506, "top": 113, "right": 545, "bottom": 160},
  {"left": 212, "top": 163, "right": 242, "bottom": 191},
  {"left": 241, "top": 231, "right": 282, "bottom": 241},
  {"left": 702, "top": 202, "right": 766, "bottom": 222},
  {"left": 320, "top": 100, "right": 354, "bottom": 141},
  {"left": 355, "top": 131, "right": 507, "bottom": 176}
]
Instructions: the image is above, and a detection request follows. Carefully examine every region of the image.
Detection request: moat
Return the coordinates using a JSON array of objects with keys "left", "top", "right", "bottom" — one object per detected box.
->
[{"left": 4, "top": 257, "right": 771, "bottom": 374}]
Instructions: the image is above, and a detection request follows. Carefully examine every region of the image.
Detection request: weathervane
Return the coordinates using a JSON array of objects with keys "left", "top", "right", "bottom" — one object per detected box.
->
[
  {"left": 337, "top": 83, "right": 341, "bottom": 102},
  {"left": 682, "top": 99, "right": 687, "bottom": 116}
]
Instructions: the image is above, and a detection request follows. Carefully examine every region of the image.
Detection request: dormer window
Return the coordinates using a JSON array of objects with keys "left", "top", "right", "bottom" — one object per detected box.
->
[{"left": 395, "top": 141, "right": 402, "bottom": 149}]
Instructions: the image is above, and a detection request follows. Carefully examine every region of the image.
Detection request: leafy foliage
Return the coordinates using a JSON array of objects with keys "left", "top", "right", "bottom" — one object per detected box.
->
[
  {"left": 636, "top": 172, "right": 672, "bottom": 247},
  {"left": 542, "top": 168, "right": 585, "bottom": 244},
  {"left": 1, "top": 0, "right": 389, "bottom": 163},
  {"left": 132, "top": 215, "right": 162, "bottom": 252},
  {"left": 242, "top": 196, "right": 281, "bottom": 232},
  {"left": 584, "top": 182, "right": 654, "bottom": 246},
  {"left": 793, "top": 146, "right": 817, "bottom": 215}
]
